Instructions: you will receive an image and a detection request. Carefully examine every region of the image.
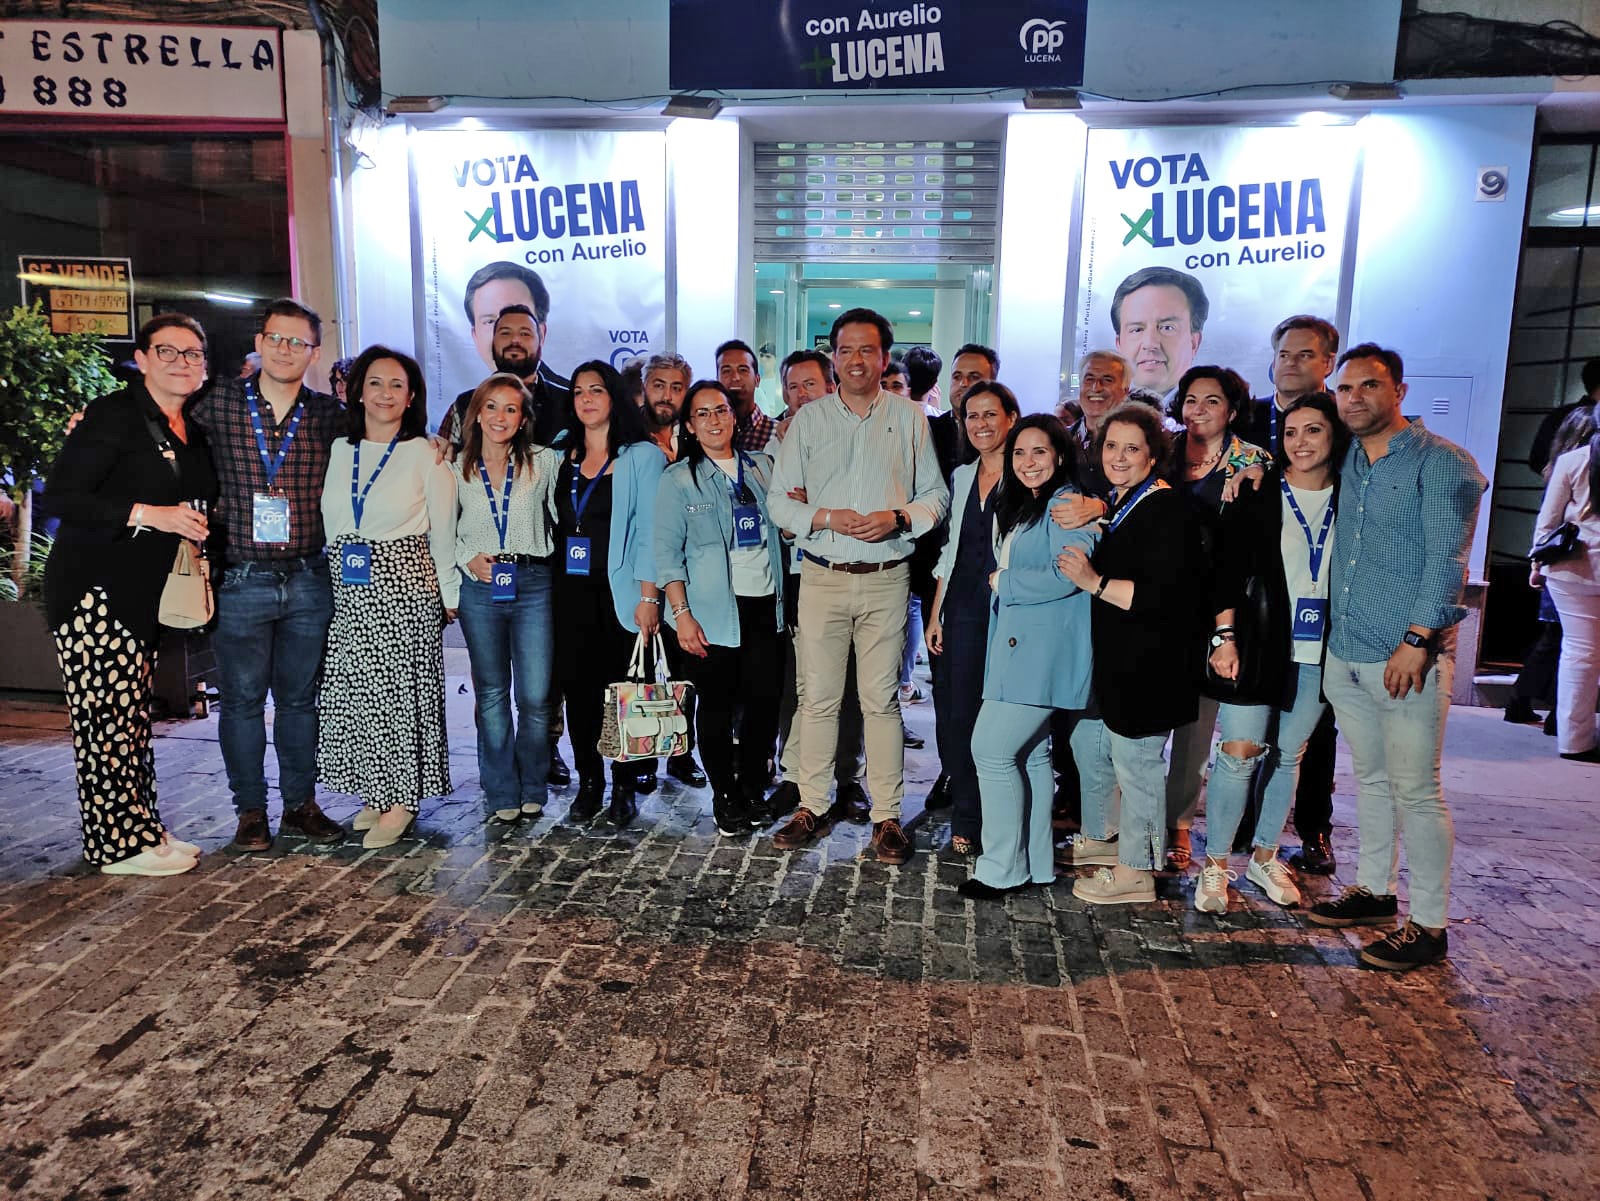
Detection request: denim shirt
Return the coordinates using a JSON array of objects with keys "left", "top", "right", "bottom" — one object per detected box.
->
[
  {"left": 654, "top": 452, "right": 787, "bottom": 647},
  {"left": 1328, "top": 419, "right": 1486, "bottom": 664}
]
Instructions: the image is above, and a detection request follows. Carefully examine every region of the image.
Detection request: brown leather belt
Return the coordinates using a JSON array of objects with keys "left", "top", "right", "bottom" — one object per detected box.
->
[{"left": 801, "top": 552, "right": 909, "bottom": 575}]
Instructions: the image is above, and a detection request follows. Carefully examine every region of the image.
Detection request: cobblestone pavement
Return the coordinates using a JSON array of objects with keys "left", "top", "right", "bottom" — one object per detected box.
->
[{"left": 0, "top": 658, "right": 1596, "bottom": 1200}]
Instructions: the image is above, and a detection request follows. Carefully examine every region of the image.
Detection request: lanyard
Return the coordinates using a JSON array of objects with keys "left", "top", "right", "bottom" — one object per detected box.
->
[
  {"left": 350, "top": 435, "right": 400, "bottom": 532},
  {"left": 1104, "top": 474, "right": 1166, "bottom": 534},
  {"left": 570, "top": 455, "right": 614, "bottom": 533},
  {"left": 479, "top": 460, "right": 515, "bottom": 551},
  {"left": 1280, "top": 475, "right": 1335, "bottom": 583},
  {"left": 723, "top": 452, "right": 755, "bottom": 504},
  {"left": 245, "top": 380, "right": 303, "bottom": 490}
]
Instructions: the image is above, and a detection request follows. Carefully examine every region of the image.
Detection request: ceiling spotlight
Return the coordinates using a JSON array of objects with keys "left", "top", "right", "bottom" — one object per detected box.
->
[
  {"left": 907, "top": 310, "right": 922, "bottom": 316},
  {"left": 1328, "top": 82, "right": 1402, "bottom": 102},
  {"left": 1023, "top": 88, "right": 1081, "bottom": 111},
  {"left": 387, "top": 95, "right": 446, "bottom": 114},
  {"left": 662, "top": 94, "right": 723, "bottom": 119},
  {"left": 827, "top": 303, "right": 841, "bottom": 309}
]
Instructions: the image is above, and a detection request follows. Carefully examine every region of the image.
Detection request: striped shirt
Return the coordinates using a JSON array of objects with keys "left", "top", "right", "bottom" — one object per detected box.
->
[{"left": 1328, "top": 418, "right": 1486, "bottom": 663}]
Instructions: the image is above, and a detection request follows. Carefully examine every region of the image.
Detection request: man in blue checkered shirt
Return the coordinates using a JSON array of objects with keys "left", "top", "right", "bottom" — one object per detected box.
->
[{"left": 1307, "top": 343, "right": 1486, "bottom": 972}]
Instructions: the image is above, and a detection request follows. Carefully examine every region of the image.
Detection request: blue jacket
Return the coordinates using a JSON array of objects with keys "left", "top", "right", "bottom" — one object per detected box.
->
[
  {"left": 655, "top": 451, "right": 786, "bottom": 646},
  {"left": 982, "top": 486, "right": 1100, "bottom": 710}
]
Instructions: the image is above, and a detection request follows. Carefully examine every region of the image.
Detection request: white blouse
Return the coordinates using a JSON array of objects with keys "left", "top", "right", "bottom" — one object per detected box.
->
[
  {"left": 455, "top": 446, "right": 561, "bottom": 566},
  {"left": 321, "top": 437, "right": 460, "bottom": 607}
]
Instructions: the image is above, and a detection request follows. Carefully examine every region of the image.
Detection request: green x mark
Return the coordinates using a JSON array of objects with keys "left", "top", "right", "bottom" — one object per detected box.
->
[
  {"left": 800, "top": 47, "right": 835, "bottom": 84},
  {"left": 1121, "top": 208, "right": 1154, "bottom": 246},
  {"left": 466, "top": 206, "right": 498, "bottom": 242}
]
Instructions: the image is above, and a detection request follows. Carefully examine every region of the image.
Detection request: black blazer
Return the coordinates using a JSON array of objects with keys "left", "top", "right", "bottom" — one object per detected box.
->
[
  {"left": 1088, "top": 484, "right": 1204, "bottom": 739},
  {"left": 43, "top": 383, "right": 218, "bottom": 647}
]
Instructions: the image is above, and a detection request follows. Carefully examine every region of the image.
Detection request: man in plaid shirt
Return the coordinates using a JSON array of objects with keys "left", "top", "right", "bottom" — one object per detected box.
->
[
  {"left": 717, "top": 338, "right": 776, "bottom": 452},
  {"left": 189, "top": 299, "right": 347, "bottom": 852}
]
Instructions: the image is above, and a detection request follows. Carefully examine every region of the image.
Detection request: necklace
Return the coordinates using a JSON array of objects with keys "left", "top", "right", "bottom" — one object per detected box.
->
[{"left": 1186, "top": 441, "right": 1224, "bottom": 477}]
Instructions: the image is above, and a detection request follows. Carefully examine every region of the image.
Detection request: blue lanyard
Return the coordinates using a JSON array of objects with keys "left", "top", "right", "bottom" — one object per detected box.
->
[
  {"left": 724, "top": 452, "right": 754, "bottom": 503},
  {"left": 1280, "top": 475, "right": 1335, "bottom": 583},
  {"left": 479, "top": 460, "right": 515, "bottom": 550},
  {"left": 570, "top": 455, "right": 614, "bottom": 532},
  {"left": 351, "top": 436, "right": 400, "bottom": 532},
  {"left": 245, "top": 380, "right": 303, "bottom": 489},
  {"left": 1105, "top": 474, "right": 1165, "bottom": 533}
]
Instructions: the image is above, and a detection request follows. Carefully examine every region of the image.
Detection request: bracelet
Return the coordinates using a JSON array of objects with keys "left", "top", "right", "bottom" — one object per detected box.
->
[
  {"left": 1213, "top": 624, "right": 1235, "bottom": 634},
  {"left": 823, "top": 509, "right": 831, "bottom": 529},
  {"left": 1094, "top": 575, "right": 1109, "bottom": 598},
  {"left": 131, "top": 503, "right": 146, "bottom": 528},
  {"left": 670, "top": 603, "right": 691, "bottom": 619},
  {"left": 640, "top": 596, "right": 662, "bottom": 606}
]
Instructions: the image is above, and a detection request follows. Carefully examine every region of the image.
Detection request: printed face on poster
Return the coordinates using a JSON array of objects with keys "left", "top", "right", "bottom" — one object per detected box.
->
[
  {"left": 1075, "top": 126, "right": 1359, "bottom": 405},
  {"left": 410, "top": 128, "right": 668, "bottom": 427}
]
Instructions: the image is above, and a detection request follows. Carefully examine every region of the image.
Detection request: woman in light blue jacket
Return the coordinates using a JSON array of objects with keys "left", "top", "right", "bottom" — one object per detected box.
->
[
  {"left": 960, "top": 414, "right": 1098, "bottom": 900},
  {"left": 552, "top": 360, "right": 665, "bottom": 828},
  {"left": 657, "top": 381, "right": 787, "bottom": 835}
]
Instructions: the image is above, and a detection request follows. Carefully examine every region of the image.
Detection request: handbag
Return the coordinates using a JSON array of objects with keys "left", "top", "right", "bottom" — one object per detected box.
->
[
  {"left": 598, "top": 632, "right": 693, "bottom": 762},
  {"left": 159, "top": 538, "right": 215, "bottom": 629},
  {"left": 1530, "top": 521, "right": 1581, "bottom": 565}
]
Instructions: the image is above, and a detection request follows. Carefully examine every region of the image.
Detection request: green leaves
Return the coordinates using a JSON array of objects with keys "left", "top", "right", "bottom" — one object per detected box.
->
[{"left": 0, "top": 302, "right": 119, "bottom": 499}]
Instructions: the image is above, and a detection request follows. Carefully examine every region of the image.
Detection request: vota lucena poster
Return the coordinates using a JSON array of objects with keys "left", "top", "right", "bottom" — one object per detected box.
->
[
  {"left": 1075, "top": 126, "right": 1360, "bottom": 403},
  {"left": 410, "top": 128, "right": 668, "bottom": 426}
]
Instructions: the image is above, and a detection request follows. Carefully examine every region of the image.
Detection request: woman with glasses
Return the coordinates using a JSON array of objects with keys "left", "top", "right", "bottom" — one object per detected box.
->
[
  {"left": 655, "top": 381, "right": 788, "bottom": 835},
  {"left": 319, "top": 345, "right": 459, "bottom": 848},
  {"left": 43, "top": 314, "right": 218, "bottom": 876}
]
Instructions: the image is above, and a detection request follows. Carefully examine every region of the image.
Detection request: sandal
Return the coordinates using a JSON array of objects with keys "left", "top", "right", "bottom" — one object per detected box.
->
[
  {"left": 950, "top": 835, "right": 977, "bottom": 856},
  {"left": 1165, "top": 827, "right": 1193, "bottom": 871}
]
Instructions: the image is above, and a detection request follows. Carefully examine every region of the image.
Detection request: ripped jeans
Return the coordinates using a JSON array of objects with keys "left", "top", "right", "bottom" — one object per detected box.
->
[{"left": 1205, "top": 662, "right": 1327, "bottom": 860}]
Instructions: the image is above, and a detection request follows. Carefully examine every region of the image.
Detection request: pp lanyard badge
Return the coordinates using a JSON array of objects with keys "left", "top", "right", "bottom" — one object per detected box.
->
[
  {"left": 246, "top": 383, "right": 302, "bottom": 544},
  {"left": 1282, "top": 476, "right": 1334, "bottom": 641},
  {"left": 343, "top": 435, "right": 399, "bottom": 586},
  {"left": 480, "top": 462, "right": 518, "bottom": 601},
  {"left": 566, "top": 456, "right": 612, "bottom": 576},
  {"left": 729, "top": 454, "right": 763, "bottom": 548}
]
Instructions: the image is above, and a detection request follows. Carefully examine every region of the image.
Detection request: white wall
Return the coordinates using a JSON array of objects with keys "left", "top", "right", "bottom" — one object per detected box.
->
[
  {"left": 667, "top": 118, "right": 741, "bottom": 381},
  {"left": 346, "top": 118, "right": 416, "bottom": 355}
]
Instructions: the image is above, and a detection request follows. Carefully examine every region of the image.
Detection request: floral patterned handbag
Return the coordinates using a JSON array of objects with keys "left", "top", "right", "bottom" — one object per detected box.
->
[{"left": 598, "top": 633, "right": 693, "bottom": 762}]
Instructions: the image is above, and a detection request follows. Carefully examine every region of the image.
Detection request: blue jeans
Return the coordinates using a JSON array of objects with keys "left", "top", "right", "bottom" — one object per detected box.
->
[
  {"left": 1207, "top": 662, "right": 1327, "bottom": 858},
  {"left": 1079, "top": 725, "right": 1168, "bottom": 871},
  {"left": 970, "top": 700, "right": 1056, "bottom": 888},
  {"left": 215, "top": 557, "right": 334, "bottom": 814},
  {"left": 458, "top": 565, "right": 554, "bottom": 813},
  {"left": 1071, "top": 716, "right": 1121, "bottom": 841},
  {"left": 1322, "top": 648, "right": 1456, "bottom": 929}
]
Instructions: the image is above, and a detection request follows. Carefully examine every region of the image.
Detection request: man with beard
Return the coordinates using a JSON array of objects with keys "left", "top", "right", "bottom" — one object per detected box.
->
[
  {"left": 641, "top": 352, "right": 691, "bottom": 463},
  {"left": 718, "top": 339, "right": 776, "bottom": 452},
  {"left": 441, "top": 283, "right": 571, "bottom": 446}
]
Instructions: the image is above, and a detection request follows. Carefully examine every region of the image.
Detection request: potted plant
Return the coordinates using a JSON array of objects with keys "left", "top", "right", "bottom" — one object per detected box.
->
[{"left": 0, "top": 302, "right": 118, "bottom": 691}]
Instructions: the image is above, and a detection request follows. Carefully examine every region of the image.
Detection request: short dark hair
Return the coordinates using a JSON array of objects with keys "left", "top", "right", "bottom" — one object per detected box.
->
[
  {"left": 137, "top": 313, "right": 206, "bottom": 354},
  {"left": 1095, "top": 401, "right": 1175, "bottom": 480},
  {"left": 344, "top": 345, "right": 429, "bottom": 443},
  {"left": 462, "top": 261, "right": 549, "bottom": 324},
  {"left": 261, "top": 297, "right": 322, "bottom": 344},
  {"left": 780, "top": 349, "right": 833, "bottom": 385},
  {"left": 564, "top": 359, "right": 648, "bottom": 457},
  {"left": 953, "top": 343, "right": 1000, "bottom": 375},
  {"left": 1580, "top": 357, "right": 1600, "bottom": 395},
  {"left": 494, "top": 303, "right": 537, "bottom": 327},
  {"left": 881, "top": 361, "right": 906, "bottom": 380},
  {"left": 1281, "top": 389, "right": 1351, "bottom": 466},
  {"left": 1270, "top": 314, "right": 1338, "bottom": 357},
  {"left": 1337, "top": 342, "right": 1405, "bottom": 386},
  {"left": 905, "top": 346, "right": 943, "bottom": 400},
  {"left": 1172, "top": 365, "right": 1251, "bottom": 429},
  {"left": 715, "top": 339, "right": 759, "bottom": 377},
  {"left": 829, "top": 307, "right": 894, "bottom": 354},
  {"left": 1110, "top": 266, "right": 1210, "bottom": 334}
]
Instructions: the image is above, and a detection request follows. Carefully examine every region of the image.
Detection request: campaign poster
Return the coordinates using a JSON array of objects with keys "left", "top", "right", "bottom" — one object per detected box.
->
[
  {"left": 1075, "top": 125, "right": 1359, "bottom": 402},
  {"left": 410, "top": 128, "right": 667, "bottom": 427}
]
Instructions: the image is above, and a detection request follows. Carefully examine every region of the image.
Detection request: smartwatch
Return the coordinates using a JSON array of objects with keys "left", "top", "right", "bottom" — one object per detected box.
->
[
  {"left": 894, "top": 509, "right": 911, "bottom": 533},
  {"left": 1401, "top": 630, "right": 1433, "bottom": 651}
]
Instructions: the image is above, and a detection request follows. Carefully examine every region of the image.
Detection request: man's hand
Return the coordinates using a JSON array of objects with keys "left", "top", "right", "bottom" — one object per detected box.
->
[
  {"left": 1383, "top": 642, "right": 1432, "bottom": 699},
  {"left": 849, "top": 510, "right": 900, "bottom": 543},
  {"left": 675, "top": 612, "right": 710, "bottom": 658},
  {"left": 1051, "top": 495, "right": 1107, "bottom": 530}
]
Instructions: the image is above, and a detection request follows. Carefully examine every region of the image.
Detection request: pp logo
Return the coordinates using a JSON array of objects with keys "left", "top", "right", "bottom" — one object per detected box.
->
[
  {"left": 1019, "top": 17, "right": 1067, "bottom": 55},
  {"left": 344, "top": 548, "right": 369, "bottom": 570},
  {"left": 1297, "top": 604, "right": 1323, "bottom": 626},
  {"left": 493, "top": 566, "right": 514, "bottom": 587},
  {"left": 737, "top": 515, "right": 758, "bottom": 533},
  {"left": 569, "top": 544, "right": 588, "bottom": 560},
  {"left": 1476, "top": 166, "right": 1509, "bottom": 203}
]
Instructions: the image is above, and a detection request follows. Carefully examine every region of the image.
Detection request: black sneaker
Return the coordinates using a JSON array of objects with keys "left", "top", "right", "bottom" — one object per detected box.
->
[
  {"left": 766, "top": 780, "right": 801, "bottom": 820},
  {"left": 1288, "top": 830, "right": 1337, "bottom": 876},
  {"left": 1307, "top": 885, "right": 1399, "bottom": 928},
  {"left": 1359, "top": 922, "right": 1448, "bottom": 971},
  {"left": 547, "top": 750, "right": 571, "bottom": 788},
  {"left": 712, "top": 791, "right": 751, "bottom": 837},
  {"left": 667, "top": 754, "right": 708, "bottom": 788},
  {"left": 923, "top": 773, "right": 953, "bottom": 811},
  {"left": 568, "top": 778, "right": 604, "bottom": 823}
]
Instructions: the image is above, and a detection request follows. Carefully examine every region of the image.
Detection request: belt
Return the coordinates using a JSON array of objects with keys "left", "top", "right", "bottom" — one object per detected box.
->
[
  {"left": 494, "top": 553, "right": 549, "bottom": 566},
  {"left": 227, "top": 554, "right": 324, "bottom": 574},
  {"left": 801, "top": 551, "right": 908, "bottom": 575}
]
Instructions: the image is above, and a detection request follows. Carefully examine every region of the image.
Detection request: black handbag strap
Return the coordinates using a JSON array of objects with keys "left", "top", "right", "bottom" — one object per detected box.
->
[{"left": 141, "top": 411, "right": 183, "bottom": 481}]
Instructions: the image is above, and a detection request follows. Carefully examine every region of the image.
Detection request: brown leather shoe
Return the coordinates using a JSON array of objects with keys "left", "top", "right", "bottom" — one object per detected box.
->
[
  {"left": 871, "top": 819, "right": 912, "bottom": 865},
  {"left": 281, "top": 798, "right": 345, "bottom": 842},
  {"left": 772, "top": 807, "right": 828, "bottom": 850},
  {"left": 232, "top": 808, "right": 272, "bottom": 852}
]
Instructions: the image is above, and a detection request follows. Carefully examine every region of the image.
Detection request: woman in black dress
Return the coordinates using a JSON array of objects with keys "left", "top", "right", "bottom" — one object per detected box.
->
[{"left": 43, "top": 314, "right": 218, "bottom": 876}]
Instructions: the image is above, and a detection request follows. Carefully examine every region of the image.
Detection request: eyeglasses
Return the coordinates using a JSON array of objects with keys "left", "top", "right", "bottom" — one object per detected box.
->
[
  {"left": 263, "top": 332, "right": 315, "bottom": 352},
  {"left": 151, "top": 345, "right": 206, "bottom": 365},
  {"left": 691, "top": 404, "right": 734, "bottom": 421}
]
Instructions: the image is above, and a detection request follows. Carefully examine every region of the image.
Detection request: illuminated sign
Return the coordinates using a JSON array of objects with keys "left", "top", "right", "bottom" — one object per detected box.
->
[{"left": 18, "top": 255, "right": 135, "bottom": 340}]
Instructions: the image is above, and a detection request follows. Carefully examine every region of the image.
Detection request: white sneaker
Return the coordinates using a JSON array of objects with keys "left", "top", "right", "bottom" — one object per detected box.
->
[
  {"left": 1057, "top": 833, "right": 1119, "bottom": 867},
  {"left": 101, "top": 845, "right": 198, "bottom": 877},
  {"left": 1194, "top": 861, "right": 1236, "bottom": 913},
  {"left": 1073, "top": 865, "right": 1155, "bottom": 905},
  {"left": 1246, "top": 855, "right": 1301, "bottom": 907},
  {"left": 521, "top": 801, "right": 544, "bottom": 817},
  {"left": 493, "top": 808, "right": 521, "bottom": 822},
  {"left": 161, "top": 831, "right": 201, "bottom": 858}
]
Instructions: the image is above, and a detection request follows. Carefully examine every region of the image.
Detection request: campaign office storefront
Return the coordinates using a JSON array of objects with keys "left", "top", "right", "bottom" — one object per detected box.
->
[{"left": 356, "top": 1, "right": 1534, "bottom": 699}]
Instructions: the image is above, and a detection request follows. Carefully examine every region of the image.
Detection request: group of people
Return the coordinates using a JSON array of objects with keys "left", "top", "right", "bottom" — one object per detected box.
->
[{"left": 45, "top": 288, "right": 1499, "bottom": 972}]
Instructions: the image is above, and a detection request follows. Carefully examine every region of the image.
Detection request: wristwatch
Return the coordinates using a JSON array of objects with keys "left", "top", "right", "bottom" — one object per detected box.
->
[
  {"left": 894, "top": 509, "right": 911, "bottom": 533},
  {"left": 1401, "top": 630, "right": 1434, "bottom": 651},
  {"left": 1209, "top": 631, "right": 1236, "bottom": 649}
]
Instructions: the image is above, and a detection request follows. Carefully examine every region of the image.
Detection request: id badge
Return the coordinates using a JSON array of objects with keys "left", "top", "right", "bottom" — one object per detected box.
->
[
  {"left": 252, "top": 493, "right": 291, "bottom": 544},
  {"left": 565, "top": 535, "right": 592, "bottom": 576},
  {"left": 341, "top": 542, "right": 372, "bottom": 586},
  {"left": 1292, "top": 597, "right": 1328, "bottom": 641},
  {"left": 491, "top": 560, "right": 518, "bottom": 602},
  {"left": 732, "top": 504, "right": 763, "bottom": 548}
]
